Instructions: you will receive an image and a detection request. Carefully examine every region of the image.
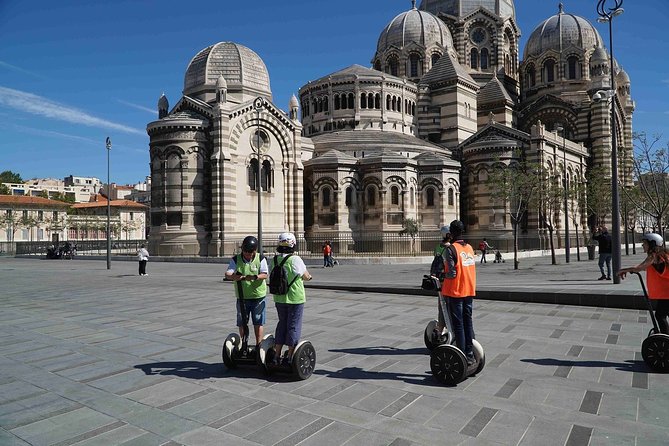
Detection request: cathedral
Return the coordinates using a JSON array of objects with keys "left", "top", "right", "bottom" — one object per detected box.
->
[{"left": 146, "top": 0, "right": 633, "bottom": 256}]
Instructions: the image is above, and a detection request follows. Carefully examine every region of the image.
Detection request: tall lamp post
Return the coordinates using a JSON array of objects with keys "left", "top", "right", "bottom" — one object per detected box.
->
[
  {"left": 253, "top": 97, "right": 264, "bottom": 254},
  {"left": 556, "top": 125, "right": 570, "bottom": 263},
  {"left": 597, "top": 0, "right": 624, "bottom": 284},
  {"left": 105, "top": 137, "right": 112, "bottom": 270}
]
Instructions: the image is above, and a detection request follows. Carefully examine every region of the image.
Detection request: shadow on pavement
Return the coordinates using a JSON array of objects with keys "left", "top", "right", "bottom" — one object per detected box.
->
[
  {"left": 314, "top": 366, "right": 447, "bottom": 387},
  {"left": 135, "top": 361, "right": 231, "bottom": 379},
  {"left": 521, "top": 357, "right": 648, "bottom": 373},
  {"left": 329, "top": 346, "right": 426, "bottom": 356}
]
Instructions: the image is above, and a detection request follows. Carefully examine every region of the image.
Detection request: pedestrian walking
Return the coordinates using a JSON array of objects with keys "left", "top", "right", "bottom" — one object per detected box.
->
[
  {"left": 137, "top": 244, "right": 150, "bottom": 276},
  {"left": 592, "top": 226, "right": 612, "bottom": 280},
  {"left": 478, "top": 238, "right": 492, "bottom": 263}
]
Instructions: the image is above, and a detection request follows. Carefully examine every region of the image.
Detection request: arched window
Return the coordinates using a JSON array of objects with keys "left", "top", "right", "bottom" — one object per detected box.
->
[
  {"left": 360, "top": 93, "right": 367, "bottom": 109},
  {"left": 324, "top": 96, "right": 329, "bottom": 112},
  {"left": 527, "top": 66, "right": 536, "bottom": 87},
  {"left": 386, "top": 95, "right": 391, "bottom": 110},
  {"left": 345, "top": 186, "right": 353, "bottom": 207},
  {"left": 426, "top": 187, "right": 435, "bottom": 207},
  {"left": 391, "top": 96, "right": 397, "bottom": 111},
  {"left": 368, "top": 93, "right": 374, "bottom": 109},
  {"left": 409, "top": 53, "right": 421, "bottom": 77},
  {"left": 480, "top": 48, "right": 489, "bottom": 70},
  {"left": 391, "top": 186, "right": 399, "bottom": 205},
  {"left": 431, "top": 53, "right": 441, "bottom": 67},
  {"left": 322, "top": 187, "right": 331, "bottom": 207},
  {"left": 544, "top": 59, "right": 555, "bottom": 83},
  {"left": 348, "top": 93, "right": 354, "bottom": 109},
  {"left": 334, "top": 95, "right": 340, "bottom": 110},
  {"left": 567, "top": 56, "right": 578, "bottom": 80},
  {"left": 366, "top": 186, "right": 376, "bottom": 206},
  {"left": 247, "top": 158, "right": 259, "bottom": 191},
  {"left": 448, "top": 188, "right": 454, "bottom": 206},
  {"left": 261, "top": 160, "right": 272, "bottom": 192},
  {"left": 470, "top": 49, "right": 479, "bottom": 69},
  {"left": 388, "top": 57, "right": 399, "bottom": 76},
  {"left": 375, "top": 93, "right": 381, "bottom": 109},
  {"left": 410, "top": 187, "right": 415, "bottom": 206}
]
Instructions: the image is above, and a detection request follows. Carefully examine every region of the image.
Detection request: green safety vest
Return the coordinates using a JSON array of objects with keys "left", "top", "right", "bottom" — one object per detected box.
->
[
  {"left": 272, "top": 255, "right": 306, "bottom": 305},
  {"left": 233, "top": 253, "right": 267, "bottom": 299}
]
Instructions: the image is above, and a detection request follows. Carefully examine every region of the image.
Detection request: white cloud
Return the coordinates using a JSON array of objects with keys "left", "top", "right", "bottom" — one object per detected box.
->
[
  {"left": 3, "top": 123, "right": 99, "bottom": 144},
  {"left": 117, "top": 99, "right": 156, "bottom": 115},
  {"left": 0, "top": 86, "right": 144, "bottom": 135},
  {"left": 0, "top": 61, "right": 46, "bottom": 79}
]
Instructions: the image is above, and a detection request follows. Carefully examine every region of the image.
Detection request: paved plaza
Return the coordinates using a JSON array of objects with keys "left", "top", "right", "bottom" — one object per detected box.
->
[{"left": 1, "top": 256, "right": 668, "bottom": 445}]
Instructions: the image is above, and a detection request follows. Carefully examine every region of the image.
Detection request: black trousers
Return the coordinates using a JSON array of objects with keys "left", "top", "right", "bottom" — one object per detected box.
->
[
  {"left": 139, "top": 260, "right": 147, "bottom": 275},
  {"left": 654, "top": 300, "right": 669, "bottom": 334}
]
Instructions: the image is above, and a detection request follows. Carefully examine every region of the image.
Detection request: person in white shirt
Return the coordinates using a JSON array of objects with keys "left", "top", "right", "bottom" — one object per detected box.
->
[{"left": 137, "top": 244, "right": 150, "bottom": 276}]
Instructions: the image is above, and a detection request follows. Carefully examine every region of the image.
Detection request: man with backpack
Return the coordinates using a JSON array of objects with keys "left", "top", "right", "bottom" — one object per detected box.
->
[
  {"left": 225, "top": 236, "right": 269, "bottom": 349},
  {"left": 269, "top": 232, "right": 312, "bottom": 366}
]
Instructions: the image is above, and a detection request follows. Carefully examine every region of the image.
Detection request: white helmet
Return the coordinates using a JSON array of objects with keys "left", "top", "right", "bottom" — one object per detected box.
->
[
  {"left": 440, "top": 226, "right": 451, "bottom": 238},
  {"left": 278, "top": 232, "right": 297, "bottom": 248},
  {"left": 642, "top": 233, "right": 664, "bottom": 248}
]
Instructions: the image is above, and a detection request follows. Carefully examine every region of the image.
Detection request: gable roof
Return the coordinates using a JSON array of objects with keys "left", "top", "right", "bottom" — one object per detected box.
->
[
  {"left": 419, "top": 54, "right": 477, "bottom": 90},
  {"left": 478, "top": 75, "right": 514, "bottom": 105}
]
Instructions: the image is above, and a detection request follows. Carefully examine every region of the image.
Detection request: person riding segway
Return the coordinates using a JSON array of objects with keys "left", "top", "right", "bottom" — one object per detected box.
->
[{"left": 222, "top": 236, "right": 269, "bottom": 369}]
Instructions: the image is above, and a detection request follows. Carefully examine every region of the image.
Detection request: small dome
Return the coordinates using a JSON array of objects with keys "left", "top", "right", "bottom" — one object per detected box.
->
[
  {"left": 216, "top": 75, "right": 227, "bottom": 89},
  {"left": 184, "top": 42, "right": 271, "bottom": 96},
  {"left": 590, "top": 47, "right": 609, "bottom": 65},
  {"left": 377, "top": 6, "right": 453, "bottom": 53},
  {"left": 616, "top": 68, "right": 630, "bottom": 84},
  {"left": 524, "top": 7, "right": 604, "bottom": 59},
  {"left": 158, "top": 93, "right": 168, "bottom": 109},
  {"left": 289, "top": 94, "right": 299, "bottom": 108},
  {"left": 419, "top": 0, "right": 515, "bottom": 20}
]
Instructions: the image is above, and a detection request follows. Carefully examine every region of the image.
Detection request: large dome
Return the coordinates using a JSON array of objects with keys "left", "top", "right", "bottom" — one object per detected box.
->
[
  {"left": 524, "top": 7, "right": 604, "bottom": 59},
  {"left": 377, "top": 4, "right": 453, "bottom": 53},
  {"left": 183, "top": 42, "right": 271, "bottom": 97},
  {"left": 419, "top": 0, "right": 515, "bottom": 20}
]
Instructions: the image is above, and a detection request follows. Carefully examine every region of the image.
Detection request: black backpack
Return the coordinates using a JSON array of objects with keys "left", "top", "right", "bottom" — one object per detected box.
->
[
  {"left": 269, "top": 254, "right": 300, "bottom": 295},
  {"left": 429, "top": 247, "right": 446, "bottom": 278}
]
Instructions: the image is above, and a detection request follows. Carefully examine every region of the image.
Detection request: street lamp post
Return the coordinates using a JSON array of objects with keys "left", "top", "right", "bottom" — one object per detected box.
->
[
  {"left": 557, "top": 125, "right": 570, "bottom": 263},
  {"left": 105, "top": 137, "right": 112, "bottom": 270},
  {"left": 597, "top": 0, "right": 624, "bottom": 284},
  {"left": 253, "top": 97, "right": 264, "bottom": 254}
]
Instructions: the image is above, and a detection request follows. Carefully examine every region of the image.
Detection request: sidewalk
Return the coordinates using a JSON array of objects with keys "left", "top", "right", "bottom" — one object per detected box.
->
[{"left": 305, "top": 251, "right": 650, "bottom": 310}]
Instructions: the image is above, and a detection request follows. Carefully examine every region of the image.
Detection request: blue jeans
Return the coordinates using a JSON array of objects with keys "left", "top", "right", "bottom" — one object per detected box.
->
[
  {"left": 598, "top": 253, "right": 612, "bottom": 277},
  {"left": 275, "top": 303, "right": 304, "bottom": 347},
  {"left": 236, "top": 298, "right": 266, "bottom": 327},
  {"left": 449, "top": 297, "right": 474, "bottom": 357}
]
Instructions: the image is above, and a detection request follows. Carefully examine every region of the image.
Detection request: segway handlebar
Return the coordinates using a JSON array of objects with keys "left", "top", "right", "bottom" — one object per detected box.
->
[{"left": 631, "top": 272, "right": 661, "bottom": 333}]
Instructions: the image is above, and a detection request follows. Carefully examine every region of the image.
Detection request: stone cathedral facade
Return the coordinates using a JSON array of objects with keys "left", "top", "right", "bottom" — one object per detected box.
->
[{"left": 147, "top": 0, "right": 633, "bottom": 256}]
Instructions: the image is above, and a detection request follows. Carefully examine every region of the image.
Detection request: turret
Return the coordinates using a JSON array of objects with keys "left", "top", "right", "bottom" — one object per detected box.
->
[
  {"left": 216, "top": 75, "right": 228, "bottom": 103},
  {"left": 289, "top": 94, "right": 299, "bottom": 121},
  {"left": 158, "top": 93, "right": 169, "bottom": 119}
]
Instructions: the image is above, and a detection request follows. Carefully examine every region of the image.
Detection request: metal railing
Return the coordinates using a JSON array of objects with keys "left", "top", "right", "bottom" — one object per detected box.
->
[{"left": 15, "top": 240, "right": 147, "bottom": 257}]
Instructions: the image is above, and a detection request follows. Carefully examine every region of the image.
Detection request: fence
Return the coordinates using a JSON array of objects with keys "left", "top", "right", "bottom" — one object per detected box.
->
[{"left": 15, "top": 240, "right": 147, "bottom": 257}]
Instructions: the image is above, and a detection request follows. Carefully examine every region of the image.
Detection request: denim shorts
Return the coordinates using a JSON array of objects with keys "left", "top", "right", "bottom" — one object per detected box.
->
[{"left": 236, "top": 298, "right": 266, "bottom": 326}]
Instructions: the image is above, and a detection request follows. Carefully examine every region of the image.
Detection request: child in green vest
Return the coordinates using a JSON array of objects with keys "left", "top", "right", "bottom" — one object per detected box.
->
[{"left": 225, "top": 236, "right": 269, "bottom": 348}]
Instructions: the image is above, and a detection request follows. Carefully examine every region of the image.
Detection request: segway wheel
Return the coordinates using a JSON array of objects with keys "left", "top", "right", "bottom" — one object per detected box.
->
[
  {"left": 430, "top": 344, "right": 467, "bottom": 385},
  {"left": 222, "top": 333, "right": 240, "bottom": 369},
  {"left": 472, "top": 339, "right": 486, "bottom": 375},
  {"left": 424, "top": 320, "right": 450, "bottom": 351},
  {"left": 292, "top": 341, "right": 316, "bottom": 380},
  {"left": 648, "top": 328, "right": 658, "bottom": 337},
  {"left": 641, "top": 334, "right": 669, "bottom": 372},
  {"left": 258, "top": 334, "right": 275, "bottom": 372}
]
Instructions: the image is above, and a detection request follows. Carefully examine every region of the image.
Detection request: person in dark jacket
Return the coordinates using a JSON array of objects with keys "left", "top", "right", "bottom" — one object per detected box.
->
[{"left": 592, "top": 226, "right": 612, "bottom": 280}]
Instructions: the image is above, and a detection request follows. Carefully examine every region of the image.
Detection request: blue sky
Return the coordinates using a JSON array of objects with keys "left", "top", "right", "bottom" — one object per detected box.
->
[{"left": 1, "top": 0, "right": 667, "bottom": 185}]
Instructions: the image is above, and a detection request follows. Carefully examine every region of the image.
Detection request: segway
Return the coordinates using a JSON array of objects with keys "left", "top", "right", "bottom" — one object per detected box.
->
[
  {"left": 222, "top": 293, "right": 263, "bottom": 369},
  {"left": 257, "top": 335, "right": 316, "bottom": 380},
  {"left": 632, "top": 272, "right": 669, "bottom": 372},
  {"left": 422, "top": 275, "right": 452, "bottom": 350},
  {"left": 427, "top": 276, "right": 485, "bottom": 385}
]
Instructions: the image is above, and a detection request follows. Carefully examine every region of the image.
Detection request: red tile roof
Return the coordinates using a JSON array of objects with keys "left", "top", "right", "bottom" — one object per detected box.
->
[
  {"left": 0, "top": 195, "right": 70, "bottom": 207},
  {"left": 72, "top": 199, "right": 147, "bottom": 210}
]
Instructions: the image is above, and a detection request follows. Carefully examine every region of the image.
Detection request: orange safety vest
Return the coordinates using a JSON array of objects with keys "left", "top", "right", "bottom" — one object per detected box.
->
[
  {"left": 647, "top": 263, "right": 669, "bottom": 300},
  {"left": 441, "top": 242, "right": 476, "bottom": 298}
]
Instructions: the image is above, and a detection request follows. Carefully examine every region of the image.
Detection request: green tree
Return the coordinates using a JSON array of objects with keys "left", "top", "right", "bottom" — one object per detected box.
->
[
  {"left": 0, "top": 171, "right": 23, "bottom": 184},
  {"left": 399, "top": 217, "right": 421, "bottom": 255},
  {"left": 487, "top": 151, "right": 544, "bottom": 270},
  {"left": 0, "top": 184, "right": 9, "bottom": 195},
  {"left": 585, "top": 165, "right": 611, "bottom": 230}
]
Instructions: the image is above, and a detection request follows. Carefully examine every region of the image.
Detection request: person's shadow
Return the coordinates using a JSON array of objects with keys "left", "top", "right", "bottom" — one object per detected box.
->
[
  {"left": 314, "top": 366, "right": 448, "bottom": 387},
  {"left": 134, "top": 361, "right": 314, "bottom": 382},
  {"left": 521, "top": 357, "right": 648, "bottom": 373},
  {"left": 328, "top": 346, "right": 426, "bottom": 356}
]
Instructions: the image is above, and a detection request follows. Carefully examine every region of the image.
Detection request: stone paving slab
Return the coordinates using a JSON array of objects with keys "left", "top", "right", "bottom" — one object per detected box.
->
[{"left": 1, "top": 257, "right": 668, "bottom": 445}]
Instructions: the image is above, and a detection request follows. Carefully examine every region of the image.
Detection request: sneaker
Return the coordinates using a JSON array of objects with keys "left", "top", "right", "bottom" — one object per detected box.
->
[
  {"left": 606, "top": 276, "right": 611, "bottom": 280},
  {"left": 466, "top": 356, "right": 475, "bottom": 366},
  {"left": 281, "top": 352, "right": 291, "bottom": 366},
  {"left": 597, "top": 275, "right": 606, "bottom": 281}
]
